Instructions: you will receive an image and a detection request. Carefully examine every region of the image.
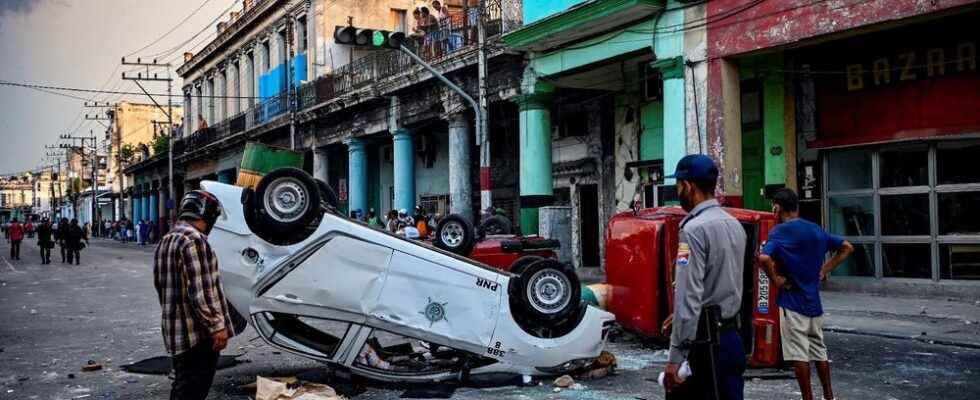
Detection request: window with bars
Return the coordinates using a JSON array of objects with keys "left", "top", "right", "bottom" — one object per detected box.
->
[{"left": 823, "top": 139, "right": 980, "bottom": 280}]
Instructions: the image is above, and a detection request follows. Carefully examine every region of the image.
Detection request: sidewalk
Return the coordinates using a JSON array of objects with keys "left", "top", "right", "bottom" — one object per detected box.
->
[{"left": 821, "top": 291, "right": 980, "bottom": 348}]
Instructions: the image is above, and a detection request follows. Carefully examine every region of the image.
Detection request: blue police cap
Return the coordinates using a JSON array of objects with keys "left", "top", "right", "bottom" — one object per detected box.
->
[{"left": 667, "top": 154, "right": 719, "bottom": 181}]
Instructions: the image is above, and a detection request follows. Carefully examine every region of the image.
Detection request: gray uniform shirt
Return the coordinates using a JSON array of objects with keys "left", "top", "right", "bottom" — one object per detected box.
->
[{"left": 668, "top": 199, "right": 747, "bottom": 363}]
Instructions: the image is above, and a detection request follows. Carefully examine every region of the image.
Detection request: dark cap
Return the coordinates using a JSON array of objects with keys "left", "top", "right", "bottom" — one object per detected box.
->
[{"left": 667, "top": 154, "right": 718, "bottom": 181}]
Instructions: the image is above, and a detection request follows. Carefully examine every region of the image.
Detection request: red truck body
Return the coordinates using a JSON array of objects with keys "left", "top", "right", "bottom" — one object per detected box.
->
[
  {"left": 605, "top": 206, "right": 781, "bottom": 368},
  {"left": 468, "top": 235, "right": 559, "bottom": 272}
]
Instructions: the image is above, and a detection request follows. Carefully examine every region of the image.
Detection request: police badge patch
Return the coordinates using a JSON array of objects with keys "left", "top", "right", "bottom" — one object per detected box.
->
[{"left": 676, "top": 242, "right": 690, "bottom": 266}]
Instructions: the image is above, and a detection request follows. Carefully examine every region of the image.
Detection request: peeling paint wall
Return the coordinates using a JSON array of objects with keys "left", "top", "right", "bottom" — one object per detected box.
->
[{"left": 613, "top": 94, "right": 643, "bottom": 212}]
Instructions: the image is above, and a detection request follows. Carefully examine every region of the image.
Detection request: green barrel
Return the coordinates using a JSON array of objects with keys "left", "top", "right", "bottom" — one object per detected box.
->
[{"left": 236, "top": 142, "right": 305, "bottom": 189}]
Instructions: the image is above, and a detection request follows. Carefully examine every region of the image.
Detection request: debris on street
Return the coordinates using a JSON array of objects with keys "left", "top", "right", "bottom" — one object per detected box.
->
[
  {"left": 80, "top": 360, "right": 102, "bottom": 372},
  {"left": 254, "top": 376, "right": 345, "bottom": 400}
]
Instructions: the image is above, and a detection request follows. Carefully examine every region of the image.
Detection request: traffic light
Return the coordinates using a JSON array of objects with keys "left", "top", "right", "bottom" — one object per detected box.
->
[{"left": 334, "top": 25, "right": 406, "bottom": 49}]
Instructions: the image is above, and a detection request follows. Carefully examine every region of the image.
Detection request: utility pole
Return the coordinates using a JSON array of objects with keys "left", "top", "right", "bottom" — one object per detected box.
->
[
  {"left": 59, "top": 133, "right": 98, "bottom": 225},
  {"left": 121, "top": 57, "right": 175, "bottom": 223},
  {"left": 477, "top": 0, "right": 492, "bottom": 216}
]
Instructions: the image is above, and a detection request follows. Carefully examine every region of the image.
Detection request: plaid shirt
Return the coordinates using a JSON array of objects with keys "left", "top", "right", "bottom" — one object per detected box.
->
[{"left": 153, "top": 221, "right": 236, "bottom": 355}]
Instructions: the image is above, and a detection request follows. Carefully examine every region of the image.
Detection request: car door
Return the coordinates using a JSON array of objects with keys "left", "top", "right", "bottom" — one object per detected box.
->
[{"left": 370, "top": 250, "right": 502, "bottom": 355}]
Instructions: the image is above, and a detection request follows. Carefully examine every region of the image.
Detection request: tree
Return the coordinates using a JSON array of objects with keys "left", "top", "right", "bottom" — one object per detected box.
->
[
  {"left": 152, "top": 135, "right": 169, "bottom": 156},
  {"left": 118, "top": 144, "right": 136, "bottom": 164}
]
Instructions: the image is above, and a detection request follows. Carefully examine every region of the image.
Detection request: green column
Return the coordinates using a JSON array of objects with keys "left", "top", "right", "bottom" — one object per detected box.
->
[
  {"left": 516, "top": 89, "right": 554, "bottom": 235},
  {"left": 653, "top": 56, "right": 686, "bottom": 187},
  {"left": 762, "top": 62, "right": 787, "bottom": 186}
]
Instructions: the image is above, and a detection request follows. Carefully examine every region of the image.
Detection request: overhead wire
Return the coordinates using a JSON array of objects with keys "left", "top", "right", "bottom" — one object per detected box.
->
[
  {"left": 144, "top": 0, "right": 241, "bottom": 60},
  {"left": 124, "top": 0, "right": 215, "bottom": 58}
]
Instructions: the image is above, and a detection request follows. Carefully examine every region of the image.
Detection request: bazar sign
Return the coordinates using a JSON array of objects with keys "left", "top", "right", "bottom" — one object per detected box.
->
[{"left": 845, "top": 41, "right": 976, "bottom": 91}]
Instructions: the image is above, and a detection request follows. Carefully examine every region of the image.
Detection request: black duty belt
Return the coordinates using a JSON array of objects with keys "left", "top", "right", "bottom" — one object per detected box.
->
[{"left": 719, "top": 316, "right": 739, "bottom": 332}]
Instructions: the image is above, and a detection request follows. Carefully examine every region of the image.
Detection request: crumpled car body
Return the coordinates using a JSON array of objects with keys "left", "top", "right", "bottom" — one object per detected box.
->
[{"left": 202, "top": 181, "right": 615, "bottom": 382}]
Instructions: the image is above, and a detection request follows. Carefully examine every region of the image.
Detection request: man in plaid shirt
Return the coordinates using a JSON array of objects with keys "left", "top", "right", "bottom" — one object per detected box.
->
[{"left": 154, "top": 190, "right": 238, "bottom": 400}]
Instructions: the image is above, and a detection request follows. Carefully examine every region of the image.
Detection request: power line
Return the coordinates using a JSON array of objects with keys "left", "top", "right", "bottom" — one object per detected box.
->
[
  {"left": 145, "top": 0, "right": 241, "bottom": 59},
  {"left": 125, "top": 0, "right": 214, "bottom": 58},
  {"left": 0, "top": 79, "right": 261, "bottom": 100}
]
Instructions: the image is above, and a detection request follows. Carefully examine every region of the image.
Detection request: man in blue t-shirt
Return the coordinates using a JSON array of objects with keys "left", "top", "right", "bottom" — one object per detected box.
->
[{"left": 758, "top": 188, "right": 853, "bottom": 400}]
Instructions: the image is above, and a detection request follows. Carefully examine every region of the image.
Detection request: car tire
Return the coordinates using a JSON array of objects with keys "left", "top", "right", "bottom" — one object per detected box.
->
[
  {"left": 512, "top": 259, "right": 580, "bottom": 323},
  {"left": 479, "top": 215, "right": 512, "bottom": 235},
  {"left": 508, "top": 255, "right": 543, "bottom": 276},
  {"left": 433, "top": 214, "right": 475, "bottom": 256},
  {"left": 254, "top": 168, "right": 321, "bottom": 241},
  {"left": 314, "top": 179, "right": 338, "bottom": 210}
]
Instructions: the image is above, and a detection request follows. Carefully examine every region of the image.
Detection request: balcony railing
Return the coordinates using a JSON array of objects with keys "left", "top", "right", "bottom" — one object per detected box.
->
[{"left": 163, "top": 0, "right": 520, "bottom": 163}]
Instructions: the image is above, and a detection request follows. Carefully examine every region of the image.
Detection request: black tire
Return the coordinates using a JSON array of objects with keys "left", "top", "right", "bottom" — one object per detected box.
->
[
  {"left": 511, "top": 259, "right": 581, "bottom": 323},
  {"left": 508, "top": 255, "right": 543, "bottom": 276},
  {"left": 314, "top": 179, "right": 338, "bottom": 210},
  {"left": 479, "top": 215, "right": 512, "bottom": 235},
  {"left": 254, "top": 168, "right": 321, "bottom": 240},
  {"left": 433, "top": 214, "right": 476, "bottom": 256}
]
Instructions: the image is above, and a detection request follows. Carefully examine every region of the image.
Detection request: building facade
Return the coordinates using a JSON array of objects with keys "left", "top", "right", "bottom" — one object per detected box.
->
[{"left": 699, "top": 0, "right": 980, "bottom": 294}]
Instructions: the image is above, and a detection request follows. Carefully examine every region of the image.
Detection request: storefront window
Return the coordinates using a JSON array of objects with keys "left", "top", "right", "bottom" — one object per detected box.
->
[
  {"left": 828, "top": 150, "right": 872, "bottom": 191},
  {"left": 880, "top": 194, "right": 930, "bottom": 236},
  {"left": 828, "top": 196, "right": 873, "bottom": 236},
  {"left": 824, "top": 140, "right": 980, "bottom": 281},
  {"left": 940, "top": 244, "right": 980, "bottom": 280},
  {"left": 833, "top": 243, "right": 874, "bottom": 277},
  {"left": 879, "top": 146, "right": 928, "bottom": 187},
  {"left": 882, "top": 243, "right": 932, "bottom": 278},
  {"left": 937, "top": 141, "right": 980, "bottom": 185},
  {"left": 939, "top": 192, "right": 980, "bottom": 235}
]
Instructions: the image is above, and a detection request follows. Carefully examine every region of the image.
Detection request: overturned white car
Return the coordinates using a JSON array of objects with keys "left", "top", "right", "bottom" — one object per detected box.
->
[{"left": 203, "top": 168, "right": 614, "bottom": 383}]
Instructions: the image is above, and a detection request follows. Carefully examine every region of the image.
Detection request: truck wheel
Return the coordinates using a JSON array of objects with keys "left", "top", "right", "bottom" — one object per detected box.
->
[
  {"left": 315, "top": 179, "right": 338, "bottom": 210},
  {"left": 508, "top": 255, "right": 543, "bottom": 276},
  {"left": 434, "top": 214, "right": 475, "bottom": 256},
  {"left": 513, "top": 259, "right": 580, "bottom": 323},
  {"left": 479, "top": 215, "right": 512, "bottom": 235},
  {"left": 254, "top": 168, "right": 321, "bottom": 242}
]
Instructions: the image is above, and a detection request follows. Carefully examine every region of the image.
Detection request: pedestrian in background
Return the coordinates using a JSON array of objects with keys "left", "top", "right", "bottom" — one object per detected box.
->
[
  {"left": 758, "top": 188, "right": 854, "bottom": 400},
  {"left": 385, "top": 209, "right": 399, "bottom": 232},
  {"left": 127, "top": 219, "right": 135, "bottom": 242},
  {"left": 83, "top": 222, "right": 91, "bottom": 243},
  {"left": 36, "top": 219, "right": 53, "bottom": 264},
  {"left": 662, "top": 154, "right": 747, "bottom": 400},
  {"left": 57, "top": 218, "right": 69, "bottom": 263},
  {"left": 154, "top": 190, "right": 240, "bottom": 400},
  {"left": 25, "top": 219, "right": 34, "bottom": 239},
  {"left": 7, "top": 218, "right": 23, "bottom": 260},
  {"left": 66, "top": 219, "right": 83, "bottom": 265}
]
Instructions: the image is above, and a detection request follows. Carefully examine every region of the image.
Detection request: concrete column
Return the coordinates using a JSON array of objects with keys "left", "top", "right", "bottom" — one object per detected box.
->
[
  {"left": 131, "top": 193, "right": 138, "bottom": 222},
  {"left": 313, "top": 147, "right": 329, "bottom": 183},
  {"left": 392, "top": 129, "right": 416, "bottom": 212},
  {"left": 346, "top": 138, "right": 368, "bottom": 215},
  {"left": 149, "top": 190, "right": 157, "bottom": 223},
  {"left": 134, "top": 193, "right": 142, "bottom": 222},
  {"left": 143, "top": 191, "right": 151, "bottom": 222},
  {"left": 515, "top": 89, "right": 554, "bottom": 235},
  {"left": 653, "top": 57, "right": 687, "bottom": 186},
  {"left": 447, "top": 113, "right": 472, "bottom": 221}
]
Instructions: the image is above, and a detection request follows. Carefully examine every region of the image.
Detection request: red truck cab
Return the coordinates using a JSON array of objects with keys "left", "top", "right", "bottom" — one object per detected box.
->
[{"left": 605, "top": 206, "right": 781, "bottom": 368}]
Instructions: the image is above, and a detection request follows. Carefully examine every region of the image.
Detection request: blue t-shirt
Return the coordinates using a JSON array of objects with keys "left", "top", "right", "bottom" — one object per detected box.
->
[{"left": 762, "top": 219, "right": 844, "bottom": 317}]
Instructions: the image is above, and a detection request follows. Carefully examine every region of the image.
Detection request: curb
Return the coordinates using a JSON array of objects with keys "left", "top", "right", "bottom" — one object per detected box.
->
[{"left": 823, "top": 325, "right": 980, "bottom": 350}]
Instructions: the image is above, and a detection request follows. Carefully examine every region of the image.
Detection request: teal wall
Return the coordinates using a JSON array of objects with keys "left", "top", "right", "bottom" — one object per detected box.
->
[{"left": 524, "top": 0, "right": 589, "bottom": 24}]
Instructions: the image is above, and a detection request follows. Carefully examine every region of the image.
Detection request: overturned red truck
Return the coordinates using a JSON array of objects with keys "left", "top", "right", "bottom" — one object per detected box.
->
[{"left": 604, "top": 206, "right": 782, "bottom": 368}]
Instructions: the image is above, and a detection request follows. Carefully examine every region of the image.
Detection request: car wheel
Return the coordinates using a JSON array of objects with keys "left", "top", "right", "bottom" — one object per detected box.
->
[
  {"left": 508, "top": 255, "right": 543, "bottom": 276},
  {"left": 479, "top": 215, "right": 512, "bottom": 235},
  {"left": 513, "top": 259, "right": 581, "bottom": 323},
  {"left": 314, "top": 179, "right": 338, "bottom": 210},
  {"left": 433, "top": 214, "right": 475, "bottom": 256},
  {"left": 254, "top": 168, "right": 321, "bottom": 242}
]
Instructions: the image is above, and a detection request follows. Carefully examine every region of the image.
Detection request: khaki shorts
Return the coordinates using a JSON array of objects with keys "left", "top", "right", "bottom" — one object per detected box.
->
[{"left": 780, "top": 307, "right": 828, "bottom": 362}]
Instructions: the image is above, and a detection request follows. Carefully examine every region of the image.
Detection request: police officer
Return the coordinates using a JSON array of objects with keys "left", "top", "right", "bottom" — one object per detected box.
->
[{"left": 663, "top": 154, "right": 747, "bottom": 400}]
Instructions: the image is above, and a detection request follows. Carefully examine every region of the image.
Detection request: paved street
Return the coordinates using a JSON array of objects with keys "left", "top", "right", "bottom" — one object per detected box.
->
[{"left": 1, "top": 238, "right": 979, "bottom": 400}]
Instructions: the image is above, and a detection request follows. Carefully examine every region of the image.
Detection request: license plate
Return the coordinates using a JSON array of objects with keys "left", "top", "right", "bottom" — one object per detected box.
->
[{"left": 757, "top": 268, "right": 770, "bottom": 314}]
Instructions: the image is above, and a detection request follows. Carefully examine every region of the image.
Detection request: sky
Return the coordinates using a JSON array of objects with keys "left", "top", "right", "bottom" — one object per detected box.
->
[{"left": 0, "top": 0, "right": 235, "bottom": 175}]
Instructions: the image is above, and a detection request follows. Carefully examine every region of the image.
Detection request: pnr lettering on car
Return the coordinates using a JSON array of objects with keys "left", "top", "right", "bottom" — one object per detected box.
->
[{"left": 475, "top": 277, "right": 499, "bottom": 292}]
